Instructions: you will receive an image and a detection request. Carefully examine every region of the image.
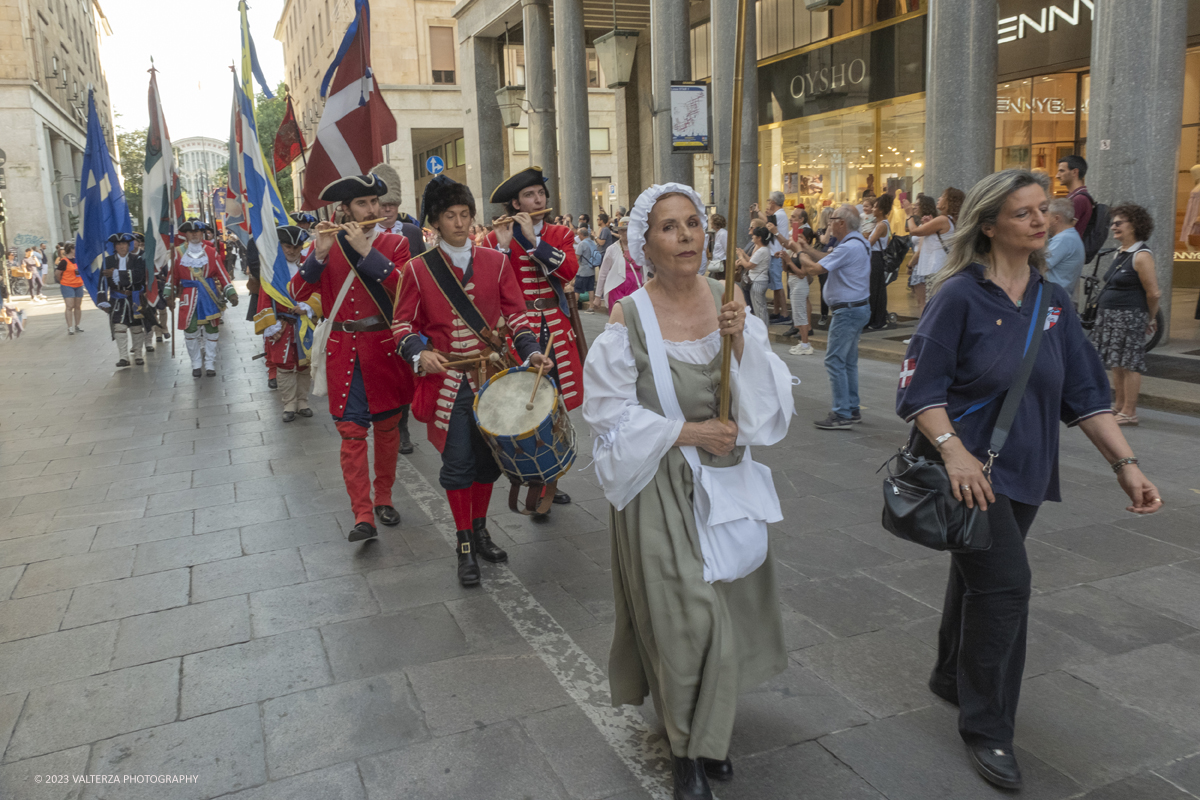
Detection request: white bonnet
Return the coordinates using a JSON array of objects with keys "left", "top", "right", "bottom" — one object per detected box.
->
[{"left": 626, "top": 183, "right": 709, "bottom": 270}]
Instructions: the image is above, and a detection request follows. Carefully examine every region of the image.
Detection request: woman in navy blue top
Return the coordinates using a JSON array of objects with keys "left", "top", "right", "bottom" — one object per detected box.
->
[{"left": 896, "top": 170, "right": 1162, "bottom": 791}]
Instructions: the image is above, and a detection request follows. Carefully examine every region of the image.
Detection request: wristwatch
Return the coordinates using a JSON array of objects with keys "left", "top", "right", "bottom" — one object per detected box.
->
[{"left": 933, "top": 432, "right": 957, "bottom": 449}]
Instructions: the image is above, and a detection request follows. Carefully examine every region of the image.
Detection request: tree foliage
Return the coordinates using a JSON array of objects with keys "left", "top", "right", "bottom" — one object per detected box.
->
[
  {"left": 117, "top": 126, "right": 147, "bottom": 228},
  {"left": 254, "top": 81, "right": 296, "bottom": 213}
]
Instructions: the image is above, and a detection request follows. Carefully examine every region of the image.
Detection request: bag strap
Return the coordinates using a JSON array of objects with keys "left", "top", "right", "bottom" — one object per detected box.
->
[
  {"left": 327, "top": 270, "right": 355, "bottom": 322},
  {"left": 987, "top": 279, "right": 1052, "bottom": 463}
]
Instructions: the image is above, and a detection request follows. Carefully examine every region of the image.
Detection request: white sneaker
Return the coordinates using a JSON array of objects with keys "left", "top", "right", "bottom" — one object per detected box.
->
[{"left": 789, "top": 343, "right": 814, "bottom": 356}]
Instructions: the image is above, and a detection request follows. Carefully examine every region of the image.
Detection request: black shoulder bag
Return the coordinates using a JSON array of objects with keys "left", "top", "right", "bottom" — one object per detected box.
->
[{"left": 880, "top": 280, "right": 1052, "bottom": 552}]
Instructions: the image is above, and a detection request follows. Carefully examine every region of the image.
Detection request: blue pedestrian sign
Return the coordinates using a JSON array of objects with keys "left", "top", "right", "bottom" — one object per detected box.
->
[{"left": 426, "top": 156, "right": 445, "bottom": 176}]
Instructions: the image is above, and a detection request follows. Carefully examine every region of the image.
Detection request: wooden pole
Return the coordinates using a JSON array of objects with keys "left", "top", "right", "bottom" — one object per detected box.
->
[{"left": 718, "top": 0, "right": 750, "bottom": 423}]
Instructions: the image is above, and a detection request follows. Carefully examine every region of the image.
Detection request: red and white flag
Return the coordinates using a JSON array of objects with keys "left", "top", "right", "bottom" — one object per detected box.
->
[
  {"left": 899, "top": 358, "right": 917, "bottom": 388},
  {"left": 300, "top": 0, "right": 396, "bottom": 210}
]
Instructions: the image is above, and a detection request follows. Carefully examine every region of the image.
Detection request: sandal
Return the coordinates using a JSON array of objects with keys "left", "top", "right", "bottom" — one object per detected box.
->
[{"left": 1115, "top": 412, "right": 1139, "bottom": 426}]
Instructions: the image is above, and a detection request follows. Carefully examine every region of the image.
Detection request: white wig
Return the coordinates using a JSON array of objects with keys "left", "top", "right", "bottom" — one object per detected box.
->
[{"left": 627, "top": 183, "right": 709, "bottom": 270}]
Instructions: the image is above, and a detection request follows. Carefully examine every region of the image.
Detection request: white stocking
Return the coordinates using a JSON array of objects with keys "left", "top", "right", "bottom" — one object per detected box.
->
[
  {"left": 203, "top": 330, "right": 219, "bottom": 370},
  {"left": 184, "top": 330, "right": 203, "bottom": 368}
]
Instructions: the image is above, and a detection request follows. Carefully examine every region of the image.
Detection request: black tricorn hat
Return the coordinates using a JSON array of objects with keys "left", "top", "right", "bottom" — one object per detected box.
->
[
  {"left": 319, "top": 174, "right": 388, "bottom": 204},
  {"left": 421, "top": 175, "right": 476, "bottom": 227},
  {"left": 276, "top": 225, "right": 310, "bottom": 247},
  {"left": 134, "top": 232, "right": 145, "bottom": 243},
  {"left": 490, "top": 166, "right": 548, "bottom": 206},
  {"left": 291, "top": 212, "right": 318, "bottom": 225},
  {"left": 107, "top": 232, "right": 136, "bottom": 244},
  {"left": 179, "top": 219, "right": 210, "bottom": 233}
]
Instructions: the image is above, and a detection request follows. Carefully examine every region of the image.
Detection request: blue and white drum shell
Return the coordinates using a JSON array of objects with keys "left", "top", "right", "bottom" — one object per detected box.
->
[{"left": 473, "top": 365, "right": 577, "bottom": 485}]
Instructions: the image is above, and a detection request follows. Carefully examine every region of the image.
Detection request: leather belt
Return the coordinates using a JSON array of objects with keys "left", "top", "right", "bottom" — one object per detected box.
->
[
  {"left": 526, "top": 298, "right": 557, "bottom": 312},
  {"left": 829, "top": 299, "right": 870, "bottom": 311},
  {"left": 332, "top": 315, "right": 388, "bottom": 332}
]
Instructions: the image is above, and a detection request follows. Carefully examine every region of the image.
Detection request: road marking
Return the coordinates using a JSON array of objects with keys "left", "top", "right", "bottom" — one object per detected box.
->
[{"left": 394, "top": 457, "right": 673, "bottom": 799}]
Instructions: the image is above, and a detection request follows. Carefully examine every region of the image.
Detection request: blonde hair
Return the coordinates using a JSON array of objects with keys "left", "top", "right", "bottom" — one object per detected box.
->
[{"left": 927, "top": 169, "right": 1048, "bottom": 295}]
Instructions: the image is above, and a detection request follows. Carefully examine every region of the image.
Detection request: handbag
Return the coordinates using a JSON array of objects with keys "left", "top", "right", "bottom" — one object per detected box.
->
[
  {"left": 632, "top": 290, "right": 782, "bottom": 583},
  {"left": 880, "top": 279, "right": 1052, "bottom": 552},
  {"left": 308, "top": 271, "right": 356, "bottom": 398}
]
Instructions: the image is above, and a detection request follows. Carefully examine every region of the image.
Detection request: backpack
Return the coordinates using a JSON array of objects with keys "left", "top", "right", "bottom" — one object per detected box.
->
[
  {"left": 1077, "top": 189, "right": 1110, "bottom": 264},
  {"left": 881, "top": 232, "right": 911, "bottom": 285}
]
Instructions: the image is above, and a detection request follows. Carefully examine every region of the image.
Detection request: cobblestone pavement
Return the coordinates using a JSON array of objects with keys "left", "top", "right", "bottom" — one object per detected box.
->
[{"left": 1, "top": 289, "right": 1199, "bottom": 800}]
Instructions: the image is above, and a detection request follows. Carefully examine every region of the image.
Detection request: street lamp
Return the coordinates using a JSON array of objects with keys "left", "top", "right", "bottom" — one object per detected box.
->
[
  {"left": 594, "top": 30, "right": 639, "bottom": 88},
  {"left": 495, "top": 84, "right": 527, "bottom": 129}
]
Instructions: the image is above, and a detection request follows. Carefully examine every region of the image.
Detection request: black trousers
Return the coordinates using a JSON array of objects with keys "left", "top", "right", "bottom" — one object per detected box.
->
[
  {"left": 867, "top": 251, "right": 889, "bottom": 329},
  {"left": 439, "top": 378, "right": 501, "bottom": 491},
  {"left": 818, "top": 272, "right": 829, "bottom": 318},
  {"left": 933, "top": 495, "right": 1039, "bottom": 748}
]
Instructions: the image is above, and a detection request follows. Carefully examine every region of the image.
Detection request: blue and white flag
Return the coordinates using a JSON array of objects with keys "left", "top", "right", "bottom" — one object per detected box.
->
[{"left": 75, "top": 90, "right": 132, "bottom": 303}]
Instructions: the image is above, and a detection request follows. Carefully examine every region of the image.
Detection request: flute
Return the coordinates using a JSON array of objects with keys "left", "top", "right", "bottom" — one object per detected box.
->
[
  {"left": 314, "top": 218, "right": 387, "bottom": 236},
  {"left": 492, "top": 208, "right": 554, "bottom": 227}
]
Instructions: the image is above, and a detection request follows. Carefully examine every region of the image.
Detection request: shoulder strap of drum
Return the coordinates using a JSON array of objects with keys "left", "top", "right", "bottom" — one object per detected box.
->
[{"left": 422, "top": 246, "right": 506, "bottom": 356}]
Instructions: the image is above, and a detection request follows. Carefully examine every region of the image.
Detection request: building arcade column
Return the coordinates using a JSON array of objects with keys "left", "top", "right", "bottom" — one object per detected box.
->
[
  {"left": 1087, "top": 0, "right": 1187, "bottom": 338},
  {"left": 522, "top": 0, "right": 560, "bottom": 210},
  {"left": 553, "top": 0, "right": 592, "bottom": 221},
  {"left": 650, "top": 0, "right": 693, "bottom": 186},
  {"left": 923, "top": 1, "right": 996, "bottom": 198},
  {"left": 711, "top": 0, "right": 758, "bottom": 217},
  {"left": 50, "top": 133, "right": 76, "bottom": 243},
  {"left": 461, "top": 35, "right": 509, "bottom": 220}
]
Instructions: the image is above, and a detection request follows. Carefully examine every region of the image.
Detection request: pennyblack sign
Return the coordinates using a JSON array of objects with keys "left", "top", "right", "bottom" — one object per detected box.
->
[{"left": 758, "top": 16, "right": 926, "bottom": 126}]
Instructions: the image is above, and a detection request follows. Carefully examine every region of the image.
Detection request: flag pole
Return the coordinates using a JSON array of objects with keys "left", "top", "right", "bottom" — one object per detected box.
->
[{"left": 718, "top": 0, "right": 749, "bottom": 423}]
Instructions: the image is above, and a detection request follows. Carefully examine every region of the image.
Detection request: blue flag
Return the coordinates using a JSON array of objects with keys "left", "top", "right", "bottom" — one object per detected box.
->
[{"left": 75, "top": 90, "right": 132, "bottom": 304}]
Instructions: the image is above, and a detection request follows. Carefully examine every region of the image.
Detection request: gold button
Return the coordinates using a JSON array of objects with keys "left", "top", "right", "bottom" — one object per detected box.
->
[{"left": 996, "top": 319, "right": 1002, "bottom": 325}]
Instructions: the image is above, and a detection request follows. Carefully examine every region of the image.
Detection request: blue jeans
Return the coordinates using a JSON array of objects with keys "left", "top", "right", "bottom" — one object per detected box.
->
[
  {"left": 768, "top": 256, "right": 784, "bottom": 290},
  {"left": 824, "top": 303, "right": 870, "bottom": 419}
]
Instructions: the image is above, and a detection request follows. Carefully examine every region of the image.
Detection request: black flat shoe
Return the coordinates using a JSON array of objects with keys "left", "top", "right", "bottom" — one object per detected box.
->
[
  {"left": 297, "top": 408, "right": 313, "bottom": 417},
  {"left": 206, "top": 369, "right": 216, "bottom": 377},
  {"left": 928, "top": 673, "right": 959, "bottom": 706},
  {"left": 282, "top": 411, "right": 296, "bottom": 422},
  {"left": 162, "top": 332, "right": 170, "bottom": 340},
  {"left": 471, "top": 518, "right": 507, "bottom": 563},
  {"left": 672, "top": 756, "right": 712, "bottom": 800},
  {"left": 700, "top": 757, "right": 732, "bottom": 782},
  {"left": 456, "top": 530, "right": 481, "bottom": 587},
  {"left": 145, "top": 346, "right": 155, "bottom": 352},
  {"left": 134, "top": 358, "right": 145, "bottom": 365},
  {"left": 192, "top": 368, "right": 202, "bottom": 378},
  {"left": 116, "top": 359, "right": 130, "bottom": 368},
  {"left": 553, "top": 490, "right": 571, "bottom": 505},
  {"left": 268, "top": 378, "right": 278, "bottom": 389},
  {"left": 967, "top": 745, "right": 1022, "bottom": 790},
  {"left": 375, "top": 505, "right": 401, "bottom": 527},
  {"left": 782, "top": 326, "right": 799, "bottom": 337},
  {"left": 400, "top": 441, "right": 414, "bottom": 455},
  {"left": 348, "top": 522, "right": 378, "bottom": 542}
]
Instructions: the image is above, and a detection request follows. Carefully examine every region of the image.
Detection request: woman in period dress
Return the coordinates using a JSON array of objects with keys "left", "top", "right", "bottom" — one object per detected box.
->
[{"left": 583, "top": 184, "right": 796, "bottom": 800}]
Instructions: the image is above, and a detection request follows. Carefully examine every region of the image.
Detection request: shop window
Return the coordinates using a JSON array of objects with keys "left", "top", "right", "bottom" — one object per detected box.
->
[
  {"left": 430, "top": 26, "right": 456, "bottom": 84},
  {"left": 455, "top": 137, "right": 466, "bottom": 167},
  {"left": 994, "top": 73, "right": 1084, "bottom": 195},
  {"left": 589, "top": 128, "right": 611, "bottom": 152},
  {"left": 587, "top": 49, "right": 607, "bottom": 88}
]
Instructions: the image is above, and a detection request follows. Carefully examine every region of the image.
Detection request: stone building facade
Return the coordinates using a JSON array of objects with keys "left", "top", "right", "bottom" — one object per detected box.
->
[
  {"left": 0, "top": 0, "right": 116, "bottom": 253},
  {"left": 175, "top": 136, "right": 229, "bottom": 221}
]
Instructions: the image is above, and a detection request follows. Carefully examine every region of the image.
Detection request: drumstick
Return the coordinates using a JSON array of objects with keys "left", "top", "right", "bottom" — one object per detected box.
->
[
  {"left": 493, "top": 208, "right": 554, "bottom": 227},
  {"left": 440, "top": 352, "right": 501, "bottom": 371},
  {"left": 526, "top": 332, "right": 556, "bottom": 411}
]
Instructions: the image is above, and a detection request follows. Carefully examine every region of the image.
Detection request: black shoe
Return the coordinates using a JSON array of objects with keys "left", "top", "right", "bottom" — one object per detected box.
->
[
  {"left": 375, "top": 505, "right": 401, "bottom": 527},
  {"left": 162, "top": 332, "right": 170, "bottom": 340},
  {"left": 268, "top": 378, "right": 278, "bottom": 389},
  {"left": 849, "top": 410, "right": 862, "bottom": 424},
  {"left": 116, "top": 359, "right": 130, "bottom": 367},
  {"left": 135, "top": 358, "right": 145, "bottom": 365},
  {"left": 553, "top": 490, "right": 571, "bottom": 505},
  {"left": 145, "top": 346, "right": 155, "bottom": 352},
  {"left": 282, "top": 411, "right": 296, "bottom": 422},
  {"left": 400, "top": 439, "right": 414, "bottom": 455},
  {"left": 156, "top": 336, "right": 163, "bottom": 343},
  {"left": 348, "top": 522, "right": 378, "bottom": 543},
  {"left": 928, "top": 673, "right": 959, "bottom": 706},
  {"left": 967, "top": 745, "right": 1022, "bottom": 790},
  {"left": 769, "top": 315, "right": 791, "bottom": 325},
  {"left": 814, "top": 413, "right": 854, "bottom": 430},
  {"left": 192, "top": 368, "right": 202, "bottom": 378},
  {"left": 206, "top": 369, "right": 216, "bottom": 377},
  {"left": 783, "top": 326, "right": 799, "bottom": 337},
  {"left": 471, "top": 518, "right": 508, "bottom": 563},
  {"left": 297, "top": 408, "right": 313, "bottom": 418},
  {"left": 456, "top": 530, "right": 481, "bottom": 587},
  {"left": 700, "top": 757, "right": 733, "bottom": 782},
  {"left": 671, "top": 756, "right": 712, "bottom": 800}
]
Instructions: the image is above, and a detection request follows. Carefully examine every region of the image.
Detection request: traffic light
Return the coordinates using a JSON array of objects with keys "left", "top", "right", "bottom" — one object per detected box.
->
[{"left": 0, "top": 197, "right": 7, "bottom": 224}]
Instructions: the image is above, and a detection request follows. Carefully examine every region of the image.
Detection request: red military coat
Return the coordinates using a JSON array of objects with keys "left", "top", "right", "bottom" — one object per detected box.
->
[
  {"left": 255, "top": 264, "right": 322, "bottom": 370},
  {"left": 291, "top": 232, "right": 413, "bottom": 417},
  {"left": 168, "top": 243, "right": 234, "bottom": 330},
  {"left": 481, "top": 222, "right": 582, "bottom": 410},
  {"left": 392, "top": 245, "right": 538, "bottom": 452}
]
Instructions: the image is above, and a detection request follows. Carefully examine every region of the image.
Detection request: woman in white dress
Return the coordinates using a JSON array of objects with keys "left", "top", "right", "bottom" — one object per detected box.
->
[{"left": 583, "top": 183, "right": 796, "bottom": 800}]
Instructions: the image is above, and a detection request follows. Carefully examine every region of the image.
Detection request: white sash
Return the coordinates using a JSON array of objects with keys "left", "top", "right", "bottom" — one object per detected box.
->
[
  {"left": 308, "top": 270, "right": 355, "bottom": 398},
  {"left": 631, "top": 288, "right": 781, "bottom": 583}
]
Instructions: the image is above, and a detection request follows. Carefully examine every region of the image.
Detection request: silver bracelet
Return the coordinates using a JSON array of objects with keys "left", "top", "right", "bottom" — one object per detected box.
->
[
  {"left": 933, "top": 432, "right": 957, "bottom": 449},
  {"left": 1110, "top": 456, "right": 1139, "bottom": 473}
]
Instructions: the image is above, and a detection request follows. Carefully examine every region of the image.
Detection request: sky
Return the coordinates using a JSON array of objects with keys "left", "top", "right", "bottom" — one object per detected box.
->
[{"left": 99, "top": 0, "right": 289, "bottom": 141}]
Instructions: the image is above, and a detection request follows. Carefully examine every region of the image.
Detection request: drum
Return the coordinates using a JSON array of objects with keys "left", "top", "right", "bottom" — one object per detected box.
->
[{"left": 474, "top": 366, "right": 576, "bottom": 485}]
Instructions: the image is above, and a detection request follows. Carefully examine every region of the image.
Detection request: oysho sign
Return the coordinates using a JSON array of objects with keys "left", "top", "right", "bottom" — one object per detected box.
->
[{"left": 789, "top": 58, "right": 868, "bottom": 99}]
